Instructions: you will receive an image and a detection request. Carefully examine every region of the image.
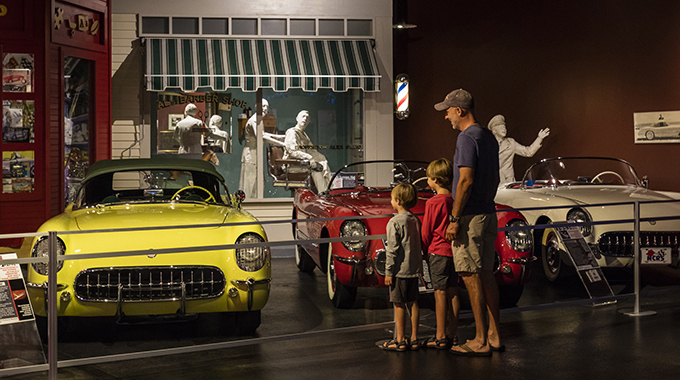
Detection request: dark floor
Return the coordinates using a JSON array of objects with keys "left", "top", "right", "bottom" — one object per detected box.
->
[{"left": 3, "top": 250, "right": 680, "bottom": 380}]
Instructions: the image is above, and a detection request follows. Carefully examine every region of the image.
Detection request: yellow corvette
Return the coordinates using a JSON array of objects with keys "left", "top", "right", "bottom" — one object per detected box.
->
[{"left": 27, "top": 157, "right": 270, "bottom": 333}]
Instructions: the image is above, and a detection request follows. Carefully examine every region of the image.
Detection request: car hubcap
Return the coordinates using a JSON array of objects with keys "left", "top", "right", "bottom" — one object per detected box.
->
[{"left": 545, "top": 234, "right": 560, "bottom": 274}]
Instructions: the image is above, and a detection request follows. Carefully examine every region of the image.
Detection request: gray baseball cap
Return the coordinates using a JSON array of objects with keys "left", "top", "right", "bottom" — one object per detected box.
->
[{"left": 434, "top": 89, "right": 474, "bottom": 111}]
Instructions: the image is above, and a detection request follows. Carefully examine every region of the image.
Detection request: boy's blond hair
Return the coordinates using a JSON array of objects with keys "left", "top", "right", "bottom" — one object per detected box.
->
[
  {"left": 426, "top": 158, "right": 453, "bottom": 188},
  {"left": 392, "top": 182, "right": 418, "bottom": 210}
]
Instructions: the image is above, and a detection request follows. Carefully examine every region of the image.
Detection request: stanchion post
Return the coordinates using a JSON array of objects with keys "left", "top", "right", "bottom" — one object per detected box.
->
[
  {"left": 48, "top": 231, "right": 58, "bottom": 379},
  {"left": 623, "top": 200, "right": 656, "bottom": 317}
]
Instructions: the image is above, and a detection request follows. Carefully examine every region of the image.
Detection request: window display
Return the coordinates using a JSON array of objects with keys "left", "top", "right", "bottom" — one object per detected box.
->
[
  {"left": 153, "top": 88, "right": 363, "bottom": 199},
  {"left": 64, "top": 56, "right": 92, "bottom": 206}
]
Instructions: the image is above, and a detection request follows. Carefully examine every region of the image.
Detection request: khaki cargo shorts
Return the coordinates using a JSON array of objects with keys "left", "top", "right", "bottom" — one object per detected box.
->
[{"left": 451, "top": 213, "right": 497, "bottom": 274}]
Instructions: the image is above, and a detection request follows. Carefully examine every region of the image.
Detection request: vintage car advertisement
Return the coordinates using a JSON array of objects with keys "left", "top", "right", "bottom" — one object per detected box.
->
[
  {"left": 26, "top": 157, "right": 271, "bottom": 334},
  {"left": 293, "top": 160, "right": 534, "bottom": 309}
]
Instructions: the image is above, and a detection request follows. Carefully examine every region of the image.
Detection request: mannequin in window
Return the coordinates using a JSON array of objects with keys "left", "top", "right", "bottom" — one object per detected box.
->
[
  {"left": 488, "top": 114, "right": 550, "bottom": 184},
  {"left": 174, "top": 103, "right": 204, "bottom": 154},
  {"left": 283, "top": 110, "right": 331, "bottom": 192},
  {"left": 203, "top": 114, "right": 231, "bottom": 154},
  {"left": 239, "top": 99, "right": 283, "bottom": 198}
]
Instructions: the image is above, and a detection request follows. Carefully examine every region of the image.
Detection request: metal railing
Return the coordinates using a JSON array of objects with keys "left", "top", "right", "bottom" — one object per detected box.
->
[{"left": 0, "top": 198, "right": 678, "bottom": 378}]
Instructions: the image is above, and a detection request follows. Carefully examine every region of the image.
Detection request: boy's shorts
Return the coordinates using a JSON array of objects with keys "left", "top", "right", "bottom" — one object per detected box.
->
[
  {"left": 451, "top": 213, "right": 497, "bottom": 274},
  {"left": 389, "top": 277, "right": 419, "bottom": 304},
  {"left": 428, "top": 253, "right": 458, "bottom": 290}
]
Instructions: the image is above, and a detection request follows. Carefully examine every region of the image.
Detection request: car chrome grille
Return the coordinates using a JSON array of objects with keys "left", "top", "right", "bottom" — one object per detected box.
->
[
  {"left": 74, "top": 266, "right": 226, "bottom": 302},
  {"left": 597, "top": 232, "right": 680, "bottom": 257}
]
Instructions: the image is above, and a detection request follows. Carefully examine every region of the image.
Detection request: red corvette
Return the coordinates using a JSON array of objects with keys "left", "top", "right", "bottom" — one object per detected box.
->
[{"left": 293, "top": 160, "right": 534, "bottom": 308}]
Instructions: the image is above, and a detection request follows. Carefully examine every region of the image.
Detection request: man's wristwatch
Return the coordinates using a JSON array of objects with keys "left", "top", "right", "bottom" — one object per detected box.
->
[{"left": 448, "top": 215, "right": 460, "bottom": 223}]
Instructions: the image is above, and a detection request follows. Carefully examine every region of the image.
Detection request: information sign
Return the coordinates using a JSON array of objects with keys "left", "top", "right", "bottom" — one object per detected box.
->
[{"left": 553, "top": 225, "right": 616, "bottom": 305}]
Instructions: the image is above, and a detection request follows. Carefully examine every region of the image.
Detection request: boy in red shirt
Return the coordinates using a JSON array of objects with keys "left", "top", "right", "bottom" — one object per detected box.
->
[{"left": 421, "top": 158, "right": 460, "bottom": 349}]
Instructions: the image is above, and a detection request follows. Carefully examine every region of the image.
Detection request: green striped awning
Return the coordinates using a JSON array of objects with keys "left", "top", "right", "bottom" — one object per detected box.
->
[{"left": 145, "top": 38, "right": 381, "bottom": 92}]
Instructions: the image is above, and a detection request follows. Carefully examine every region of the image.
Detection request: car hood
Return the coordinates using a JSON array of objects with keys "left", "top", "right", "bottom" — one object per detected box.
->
[
  {"left": 528, "top": 186, "right": 678, "bottom": 205},
  {"left": 72, "top": 203, "right": 230, "bottom": 231},
  {"left": 328, "top": 192, "right": 428, "bottom": 216}
]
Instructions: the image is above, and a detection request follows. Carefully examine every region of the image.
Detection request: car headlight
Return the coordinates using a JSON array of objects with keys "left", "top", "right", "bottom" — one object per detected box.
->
[
  {"left": 235, "top": 233, "right": 270, "bottom": 272},
  {"left": 567, "top": 208, "right": 592, "bottom": 237},
  {"left": 31, "top": 236, "right": 65, "bottom": 275},
  {"left": 505, "top": 219, "right": 533, "bottom": 252},
  {"left": 340, "top": 219, "right": 367, "bottom": 252}
]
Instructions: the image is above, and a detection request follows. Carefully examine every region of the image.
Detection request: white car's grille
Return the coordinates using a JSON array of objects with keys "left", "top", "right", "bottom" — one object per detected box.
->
[
  {"left": 597, "top": 232, "right": 680, "bottom": 257},
  {"left": 74, "top": 266, "right": 226, "bottom": 302}
]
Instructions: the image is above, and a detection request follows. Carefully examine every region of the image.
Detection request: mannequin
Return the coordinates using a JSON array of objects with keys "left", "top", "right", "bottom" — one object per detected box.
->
[
  {"left": 239, "top": 99, "right": 283, "bottom": 198},
  {"left": 283, "top": 110, "right": 331, "bottom": 192},
  {"left": 488, "top": 114, "right": 550, "bottom": 184},
  {"left": 204, "top": 114, "right": 231, "bottom": 154},
  {"left": 174, "top": 103, "right": 204, "bottom": 154}
]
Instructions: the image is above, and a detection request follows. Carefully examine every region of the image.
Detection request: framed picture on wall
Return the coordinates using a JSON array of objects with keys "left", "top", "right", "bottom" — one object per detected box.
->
[
  {"left": 168, "top": 114, "right": 183, "bottom": 130},
  {"left": 634, "top": 110, "right": 680, "bottom": 144}
]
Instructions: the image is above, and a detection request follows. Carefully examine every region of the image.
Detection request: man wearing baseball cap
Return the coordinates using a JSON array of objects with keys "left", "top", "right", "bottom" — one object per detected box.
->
[{"left": 435, "top": 89, "right": 502, "bottom": 356}]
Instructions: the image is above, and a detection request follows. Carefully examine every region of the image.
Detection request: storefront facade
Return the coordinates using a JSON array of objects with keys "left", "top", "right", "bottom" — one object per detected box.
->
[
  {"left": 111, "top": 0, "right": 393, "bottom": 241},
  {"left": 0, "top": 0, "right": 111, "bottom": 250}
]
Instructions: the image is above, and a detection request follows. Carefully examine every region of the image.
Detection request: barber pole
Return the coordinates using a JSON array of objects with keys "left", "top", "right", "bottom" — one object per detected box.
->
[{"left": 395, "top": 74, "right": 409, "bottom": 120}]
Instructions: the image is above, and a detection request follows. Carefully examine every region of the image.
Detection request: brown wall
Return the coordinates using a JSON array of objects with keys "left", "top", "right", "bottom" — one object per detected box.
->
[{"left": 395, "top": 0, "right": 680, "bottom": 191}]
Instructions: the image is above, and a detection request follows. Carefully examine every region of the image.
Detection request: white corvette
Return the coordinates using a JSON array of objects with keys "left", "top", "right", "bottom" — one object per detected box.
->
[{"left": 495, "top": 157, "right": 680, "bottom": 281}]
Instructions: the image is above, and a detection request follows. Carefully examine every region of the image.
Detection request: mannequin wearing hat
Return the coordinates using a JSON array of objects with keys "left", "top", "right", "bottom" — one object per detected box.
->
[{"left": 488, "top": 114, "right": 550, "bottom": 184}]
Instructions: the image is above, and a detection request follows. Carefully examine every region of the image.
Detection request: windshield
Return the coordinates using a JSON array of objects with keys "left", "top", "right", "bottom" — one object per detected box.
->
[
  {"left": 73, "top": 168, "right": 231, "bottom": 209},
  {"left": 326, "top": 160, "right": 429, "bottom": 193},
  {"left": 521, "top": 157, "right": 641, "bottom": 188}
]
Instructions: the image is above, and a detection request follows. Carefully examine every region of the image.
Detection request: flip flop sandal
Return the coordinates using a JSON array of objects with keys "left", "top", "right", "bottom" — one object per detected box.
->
[
  {"left": 449, "top": 343, "right": 492, "bottom": 357},
  {"left": 490, "top": 344, "right": 506, "bottom": 352},
  {"left": 380, "top": 339, "right": 407, "bottom": 352}
]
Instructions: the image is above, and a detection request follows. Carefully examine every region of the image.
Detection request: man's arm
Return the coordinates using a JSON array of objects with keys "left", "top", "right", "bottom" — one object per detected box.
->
[{"left": 446, "top": 166, "right": 473, "bottom": 243}]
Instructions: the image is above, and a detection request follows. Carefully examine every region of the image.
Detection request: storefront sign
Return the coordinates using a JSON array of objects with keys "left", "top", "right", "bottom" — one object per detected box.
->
[
  {"left": 52, "top": 1, "right": 105, "bottom": 49},
  {"left": 157, "top": 93, "right": 248, "bottom": 110}
]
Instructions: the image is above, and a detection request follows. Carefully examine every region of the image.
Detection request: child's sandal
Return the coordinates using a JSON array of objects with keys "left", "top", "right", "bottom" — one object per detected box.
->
[{"left": 380, "top": 339, "right": 407, "bottom": 352}]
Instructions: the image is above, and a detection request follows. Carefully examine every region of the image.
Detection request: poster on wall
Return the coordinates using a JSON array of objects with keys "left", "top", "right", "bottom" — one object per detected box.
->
[
  {"left": 634, "top": 110, "right": 680, "bottom": 144},
  {"left": 2, "top": 100, "right": 35, "bottom": 143},
  {"left": 2, "top": 53, "right": 34, "bottom": 93},
  {"left": 1, "top": 151, "right": 34, "bottom": 194}
]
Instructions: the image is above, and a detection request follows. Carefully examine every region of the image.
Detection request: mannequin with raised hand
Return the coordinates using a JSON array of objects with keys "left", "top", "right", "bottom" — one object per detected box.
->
[
  {"left": 488, "top": 114, "right": 550, "bottom": 184},
  {"left": 283, "top": 110, "right": 331, "bottom": 192},
  {"left": 174, "top": 103, "right": 204, "bottom": 154}
]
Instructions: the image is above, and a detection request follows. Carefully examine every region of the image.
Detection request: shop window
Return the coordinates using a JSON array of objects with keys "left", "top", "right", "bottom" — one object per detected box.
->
[
  {"left": 319, "top": 19, "right": 344, "bottom": 36},
  {"left": 290, "top": 19, "right": 315, "bottom": 36},
  {"left": 2, "top": 100, "right": 34, "bottom": 143},
  {"left": 203, "top": 18, "right": 229, "bottom": 35},
  {"left": 173, "top": 17, "right": 199, "bottom": 35},
  {"left": 2, "top": 53, "right": 34, "bottom": 93},
  {"left": 233, "top": 18, "right": 258, "bottom": 35},
  {"left": 262, "top": 19, "right": 286, "bottom": 36},
  {"left": 347, "top": 19, "right": 372, "bottom": 36},
  {"left": 64, "top": 57, "right": 92, "bottom": 207},
  {"left": 142, "top": 17, "right": 169, "bottom": 34},
  {"left": 151, "top": 89, "right": 364, "bottom": 200}
]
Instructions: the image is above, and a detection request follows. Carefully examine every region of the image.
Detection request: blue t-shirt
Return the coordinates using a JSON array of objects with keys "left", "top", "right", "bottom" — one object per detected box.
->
[{"left": 452, "top": 124, "right": 500, "bottom": 215}]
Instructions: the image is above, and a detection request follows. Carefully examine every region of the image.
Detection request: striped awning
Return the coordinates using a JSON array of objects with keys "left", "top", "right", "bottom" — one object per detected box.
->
[{"left": 145, "top": 38, "right": 381, "bottom": 93}]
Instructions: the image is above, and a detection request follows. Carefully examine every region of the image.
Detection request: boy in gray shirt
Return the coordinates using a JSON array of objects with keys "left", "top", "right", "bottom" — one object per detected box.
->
[{"left": 380, "top": 183, "right": 423, "bottom": 351}]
